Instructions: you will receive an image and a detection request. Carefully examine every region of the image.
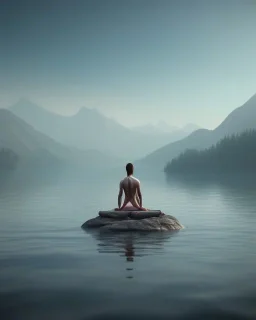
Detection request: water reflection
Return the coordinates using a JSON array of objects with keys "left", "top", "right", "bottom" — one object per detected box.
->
[
  {"left": 85, "top": 230, "right": 176, "bottom": 279},
  {"left": 166, "top": 172, "right": 256, "bottom": 190},
  {"left": 165, "top": 173, "right": 256, "bottom": 216},
  {"left": 123, "top": 235, "right": 134, "bottom": 279}
]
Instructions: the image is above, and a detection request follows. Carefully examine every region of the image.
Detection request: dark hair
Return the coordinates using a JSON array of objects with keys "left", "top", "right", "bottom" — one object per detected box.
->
[{"left": 126, "top": 163, "right": 134, "bottom": 175}]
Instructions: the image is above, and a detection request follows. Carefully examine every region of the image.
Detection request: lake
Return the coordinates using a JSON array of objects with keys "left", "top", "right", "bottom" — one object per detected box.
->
[{"left": 0, "top": 169, "right": 255, "bottom": 320}]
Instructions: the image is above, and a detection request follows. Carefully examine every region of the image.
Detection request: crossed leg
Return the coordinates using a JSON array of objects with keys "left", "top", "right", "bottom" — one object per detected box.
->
[
  {"left": 115, "top": 207, "right": 148, "bottom": 211},
  {"left": 115, "top": 206, "right": 149, "bottom": 211}
]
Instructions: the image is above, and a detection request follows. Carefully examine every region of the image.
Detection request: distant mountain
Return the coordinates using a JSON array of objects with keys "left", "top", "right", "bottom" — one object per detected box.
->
[
  {"left": 8, "top": 100, "right": 196, "bottom": 160},
  {"left": 182, "top": 123, "right": 201, "bottom": 133},
  {"left": 0, "top": 109, "right": 119, "bottom": 170},
  {"left": 137, "top": 93, "right": 256, "bottom": 169},
  {"left": 130, "top": 121, "right": 200, "bottom": 150},
  {"left": 213, "top": 93, "right": 256, "bottom": 138},
  {"left": 132, "top": 121, "right": 199, "bottom": 136},
  {"left": 132, "top": 121, "right": 178, "bottom": 135}
]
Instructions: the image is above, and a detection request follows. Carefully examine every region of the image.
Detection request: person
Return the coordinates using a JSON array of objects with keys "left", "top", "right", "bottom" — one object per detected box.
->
[{"left": 115, "top": 163, "right": 148, "bottom": 211}]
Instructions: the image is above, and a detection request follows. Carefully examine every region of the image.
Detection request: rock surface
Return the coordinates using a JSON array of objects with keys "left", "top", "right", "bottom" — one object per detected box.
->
[
  {"left": 99, "top": 210, "right": 162, "bottom": 219},
  {"left": 81, "top": 212, "right": 183, "bottom": 231}
]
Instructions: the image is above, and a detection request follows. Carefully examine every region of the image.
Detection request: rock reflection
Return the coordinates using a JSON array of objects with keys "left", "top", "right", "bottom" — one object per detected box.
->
[{"left": 85, "top": 230, "right": 176, "bottom": 279}]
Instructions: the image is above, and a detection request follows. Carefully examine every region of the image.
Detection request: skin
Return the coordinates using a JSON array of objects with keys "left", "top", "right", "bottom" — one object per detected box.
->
[{"left": 116, "top": 173, "right": 148, "bottom": 211}]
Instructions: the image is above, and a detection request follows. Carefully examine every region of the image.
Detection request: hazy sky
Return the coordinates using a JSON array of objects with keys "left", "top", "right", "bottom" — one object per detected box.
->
[{"left": 1, "top": 0, "right": 256, "bottom": 128}]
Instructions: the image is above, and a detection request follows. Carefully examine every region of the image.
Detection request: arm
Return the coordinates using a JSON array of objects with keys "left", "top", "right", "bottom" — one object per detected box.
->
[
  {"left": 136, "top": 192, "right": 140, "bottom": 204},
  {"left": 118, "top": 182, "right": 123, "bottom": 209},
  {"left": 137, "top": 182, "right": 142, "bottom": 208}
]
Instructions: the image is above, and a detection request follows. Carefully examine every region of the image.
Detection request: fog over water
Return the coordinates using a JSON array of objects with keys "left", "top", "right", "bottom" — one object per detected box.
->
[
  {"left": 1, "top": 1, "right": 256, "bottom": 319},
  {"left": 0, "top": 169, "right": 255, "bottom": 319}
]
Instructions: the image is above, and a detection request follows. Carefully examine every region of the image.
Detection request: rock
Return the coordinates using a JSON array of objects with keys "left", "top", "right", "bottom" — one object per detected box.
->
[
  {"left": 129, "top": 211, "right": 162, "bottom": 219},
  {"left": 101, "top": 215, "right": 183, "bottom": 231},
  {"left": 81, "top": 216, "right": 120, "bottom": 228},
  {"left": 81, "top": 213, "right": 183, "bottom": 231},
  {"left": 99, "top": 210, "right": 162, "bottom": 219},
  {"left": 99, "top": 211, "right": 130, "bottom": 219}
]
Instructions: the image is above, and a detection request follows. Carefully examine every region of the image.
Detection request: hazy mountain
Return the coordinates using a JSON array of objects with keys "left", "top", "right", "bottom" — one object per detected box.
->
[
  {"left": 0, "top": 109, "right": 118, "bottom": 170},
  {"left": 182, "top": 123, "right": 201, "bottom": 133},
  {"left": 137, "top": 93, "right": 256, "bottom": 170},
  {"left": 214, "top": 93, "right": 256, "bottom": 138},
  {"left": 132, "top": 121, "right": 179, "bottom": 135},
  {"left": 132, "top": 121, "right": 199, "bottom": 136},
  {"left": 8, "top": 99, "right": 194, "bottom": 160}
]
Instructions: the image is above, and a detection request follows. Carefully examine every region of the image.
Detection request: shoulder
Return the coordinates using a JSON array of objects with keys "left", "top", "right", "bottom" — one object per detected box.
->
[
  {"left": 120, "top": 177, "right": 126, "bottom": 185},
  {"left": 132, "top": 176, "right": 140, "bottom": 184}
]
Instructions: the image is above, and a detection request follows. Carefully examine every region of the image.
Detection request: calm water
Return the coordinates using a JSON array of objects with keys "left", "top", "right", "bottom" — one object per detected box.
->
[{"left": 0, "top": 169, "right": 255, "bottom": 320}]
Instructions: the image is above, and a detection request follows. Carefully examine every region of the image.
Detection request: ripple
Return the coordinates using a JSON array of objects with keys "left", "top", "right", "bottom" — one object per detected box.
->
[{"left": 0, "top": 173, "right": 256, "bottom": 319}]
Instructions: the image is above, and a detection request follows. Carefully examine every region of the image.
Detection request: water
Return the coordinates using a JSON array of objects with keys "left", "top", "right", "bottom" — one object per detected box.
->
[{"left": 0, "top": 170, "right": 255, "bottom": 320}]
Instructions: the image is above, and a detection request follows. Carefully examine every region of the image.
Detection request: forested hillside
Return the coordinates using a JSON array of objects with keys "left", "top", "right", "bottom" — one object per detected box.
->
[
  {"left": 164, "top": 130, "right": 256, "bottom": 175},
  {"left": 0, "top": 148, "right": 18, "bottom": 170}
]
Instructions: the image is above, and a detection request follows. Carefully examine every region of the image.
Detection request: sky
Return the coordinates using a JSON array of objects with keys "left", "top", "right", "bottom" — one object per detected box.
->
[{"left": 1, "top": 0, "right": 256, "bottom": 129}]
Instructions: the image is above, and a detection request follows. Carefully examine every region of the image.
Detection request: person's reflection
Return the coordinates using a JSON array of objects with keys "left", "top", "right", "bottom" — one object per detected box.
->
[
  {"left": 124, "top": 237, "right": 134, "bottom": 279},
  {"left": 84, "top": 230, "right": 175, "bottom": 279},
  {"left": 125, "top": 238, "right": 134, "bottom": 262}
]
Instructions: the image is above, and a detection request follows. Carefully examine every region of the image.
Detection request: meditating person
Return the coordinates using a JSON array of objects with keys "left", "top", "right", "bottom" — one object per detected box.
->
[{"left": 115, "top": 163, "right": 148, "bottom": 211}]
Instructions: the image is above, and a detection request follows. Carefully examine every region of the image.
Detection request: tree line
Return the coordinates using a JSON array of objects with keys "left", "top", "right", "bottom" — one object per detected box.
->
[
  {"left": 0, "top": 148, "right": 19, "bottom": 170},
  {"left": 164, "top": 129, "right": 256, "bottom": 175}
]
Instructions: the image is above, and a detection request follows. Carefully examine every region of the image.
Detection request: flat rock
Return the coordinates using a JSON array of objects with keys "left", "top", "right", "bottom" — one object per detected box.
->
[
  {"left": 82, "top": 216, "right": 117, "bottom": 228},
  {"left": 99, "top": 211, "right": 130, "bottom": 219},
  {"left": 99, "top": 210, "right": 162, "bottom": 219},
  {"left": 81, "top": 213, "right": 183, "bottom": 231}
]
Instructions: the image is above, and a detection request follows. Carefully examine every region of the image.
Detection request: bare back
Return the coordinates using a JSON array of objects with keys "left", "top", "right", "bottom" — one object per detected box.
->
[{"left": 119, "top": 175, "right": 141, "bottom": 209}]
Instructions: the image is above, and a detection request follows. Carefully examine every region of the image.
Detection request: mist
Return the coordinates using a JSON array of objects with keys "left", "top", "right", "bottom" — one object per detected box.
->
[
  {"left": 1, "top": 0, "right": 256, "bottom": 128},
  {"left": 1, "top": 1, "right": 256, "bottom": 320}
]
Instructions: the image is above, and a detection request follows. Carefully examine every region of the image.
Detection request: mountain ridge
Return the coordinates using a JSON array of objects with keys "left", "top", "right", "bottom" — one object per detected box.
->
[
  {"left": 8, "top": 99, "right": 198, "bottom": 160},
  {"left": 131, "top": 121, "right": 200, "bottom": 136},
  {"left": 137, "top": 93, "right": 256, "bottom": 169},
  {"left": 0, "top": 108, "right": 119, "bottom": 169}
]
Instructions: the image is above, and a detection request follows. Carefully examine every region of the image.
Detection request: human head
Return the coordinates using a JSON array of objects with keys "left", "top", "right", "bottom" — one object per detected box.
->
[{"left": 126, "top": 163, "right": 134, "bottom": 176}]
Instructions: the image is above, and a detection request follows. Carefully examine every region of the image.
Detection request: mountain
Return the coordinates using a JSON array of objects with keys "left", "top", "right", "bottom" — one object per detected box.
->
[
  {"left": 164, "top": 130, "right": 256, "bottom": 175},
  {"left": 182, "top": 123, "right": 201, "bottom": 133},
  {"left": 132, "top": 121, "right": 199, "bottom": 136},
  {"left": 0, "top": 109, "right": 118, "bottom": 170},
  {"left": 132, "top": 121, "right": 179, "bottom": 135},
  {"left": 8, "top": 100, "right": 195, "bottom": 160},
  {"left": 213, "top": 93, "right": 256, "bottom": 138},
  {"left": 137, "top": 93, "right": 256, "bottom": 170}
]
